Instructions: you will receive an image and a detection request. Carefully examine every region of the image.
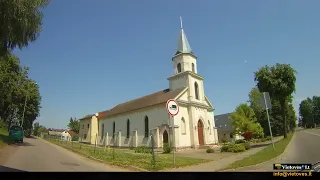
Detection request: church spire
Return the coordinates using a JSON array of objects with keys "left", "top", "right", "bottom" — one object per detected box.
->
[{"left": 175, "top": 17, "right": 193, "bottom": 55}]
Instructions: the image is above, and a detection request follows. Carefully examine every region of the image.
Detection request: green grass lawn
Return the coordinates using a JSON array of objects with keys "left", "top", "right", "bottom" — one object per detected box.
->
[
  {"left": 45, "top": 138, "right": 209, "bottom": 171},
  {"left": 224, "top": 132, "right": 294, "bottom": 170},
  {"left": 0, "top": 128, "right": 14, "bottom": 148}
]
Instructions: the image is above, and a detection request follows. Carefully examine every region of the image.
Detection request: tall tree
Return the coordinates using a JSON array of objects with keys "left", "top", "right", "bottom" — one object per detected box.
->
[
  {"left": 248, "top": 88, "right": 263, "bottom": 121},
  {"left": 0, "top": 0, "right": 51, "bottom": 56},
  {"left": 67, "top": 117, "right": 79, "bottom": 133},
  {"left": 254, "top": 63, "right": 297, "bottom": 138},
  {"left": 299, "top": 98, "right": 313, "bottom": 128},
  {"left": 312, "top": 96, "right": 320, "bottom": 125}
]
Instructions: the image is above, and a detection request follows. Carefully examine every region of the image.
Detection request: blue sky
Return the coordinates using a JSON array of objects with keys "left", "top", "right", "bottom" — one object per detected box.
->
[{"left": 13, "top": 0, "right": 320, "bottom": 129}]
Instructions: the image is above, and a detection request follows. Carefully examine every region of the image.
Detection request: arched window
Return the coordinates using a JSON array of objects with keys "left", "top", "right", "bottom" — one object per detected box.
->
[
  {"left": 112, "top": 121, "right": 115, "bottom": 139},
  {"left": 144, "top": 116, "right": 149, "bottom": 138},
  {"left": 192, "top": 63, "right": 195, "bottom": 73},
  {"left": 181, "top": 117, "right": 186, "bottom": 134},
  {"left": 208, "top": 120, "right": 211, "bottom": 135},
  {"left": 101, "top": 123, "right": 105, "bottom": 137},
  {"left": 126, "top": 119, "right": 130, "bottom": 138},
  {"left": 194, "top": 82, "right": 199, "bottom": 100},
  {"left": 177, "top": 63, "right": 181, "bottom": 73}
]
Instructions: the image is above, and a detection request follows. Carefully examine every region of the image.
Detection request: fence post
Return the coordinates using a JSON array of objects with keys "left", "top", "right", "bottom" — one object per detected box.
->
[
  {"left": 113, "top": 133, "right": 116, "bottom": 160},
  {"left": 104, "top": 134, "right": 107, "bottom": 151},
  {"left": 151, "top": 134, "right": 156, "bottom": 170}
]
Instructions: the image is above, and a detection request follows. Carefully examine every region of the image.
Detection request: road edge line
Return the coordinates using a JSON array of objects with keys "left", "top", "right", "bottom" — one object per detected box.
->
[{"left": 39, "top": 138, "right": 148, "bottom": 172}]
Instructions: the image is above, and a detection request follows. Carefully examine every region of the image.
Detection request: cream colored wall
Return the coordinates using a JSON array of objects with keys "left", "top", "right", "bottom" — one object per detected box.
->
[
  {"left": 79, "top": 118, "right": 91, "bottom": 142},
  {"left": 99, "top": 103, "right": 168, "bottom": 148},
  {"left": 169, "top": 75, "right": 187, "bottom": 91},
  {"left": 172, "top": 105, "right": 191, "bottom": 147},
  {"left": 218, "top": 131, "right": 243, "bottom": 143},
  {"left": 173, "top": 54, "right": 197, "bottom": 74}
]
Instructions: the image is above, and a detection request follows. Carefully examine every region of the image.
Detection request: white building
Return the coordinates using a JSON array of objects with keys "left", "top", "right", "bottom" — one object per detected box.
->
[
  {"left": 60, "top": 130, "right": 76, "bottom": 141},
  {"left": 215, "top": 113, "right": 244, "bottom": 142},
  {"left": 79, "top": 19, "right": 219, "bottom": 150}
]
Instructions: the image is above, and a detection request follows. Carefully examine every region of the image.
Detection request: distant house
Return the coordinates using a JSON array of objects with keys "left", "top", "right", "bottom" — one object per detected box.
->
[
  {"left": 48, "top": 131, "right": 62, "bottom": 136},
  {"left": 61, "top": 130, "right": 76, "bottom": 141},
  {"left": 214, "top": 113, "right": 243, "bottom": 142}
]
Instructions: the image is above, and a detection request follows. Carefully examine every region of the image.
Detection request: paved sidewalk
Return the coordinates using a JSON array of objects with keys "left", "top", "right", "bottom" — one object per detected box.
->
[{"left": 163, "top": 137, "right": 283, "bottom": 172}]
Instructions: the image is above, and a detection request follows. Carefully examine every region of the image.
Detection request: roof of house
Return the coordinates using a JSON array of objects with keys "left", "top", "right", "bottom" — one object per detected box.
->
[
  {"left": 67, "top": 130, "right": 76, "bottom": 137},
  {"left": 96, "top": 87, "right": 185, "bottom": 119},
  {"left": 214, "top": 113, "right": 233, "bottom": 132}
]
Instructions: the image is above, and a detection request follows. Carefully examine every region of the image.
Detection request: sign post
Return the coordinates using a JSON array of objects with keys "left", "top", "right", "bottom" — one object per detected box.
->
[
  {"left": 166, "top": 99, "right": 179, "bottom": 167},
  {"left": 260, "top": 92, "right": 275, "bottom": 150}
]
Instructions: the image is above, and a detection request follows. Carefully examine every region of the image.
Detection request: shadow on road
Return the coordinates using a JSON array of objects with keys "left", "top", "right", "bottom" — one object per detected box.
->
[
  {"left": 0, "top": 165, "right": 27, "bottom": 172},
  {"left": 26, "top": 136, "right": 37, "bottom": 139}
]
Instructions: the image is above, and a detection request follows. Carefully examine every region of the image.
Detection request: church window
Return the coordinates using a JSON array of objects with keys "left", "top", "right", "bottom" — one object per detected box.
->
[
  {"left": 87, "top": 124, "right": 89, "bottom": 128},
  {"left": 177, "top": 63, "right": 181, "bottom": 73},
  {"left": 192, "top": 63, "right": 195, "bottom": 73},
  {"left": 144, "top": 116, "right": 149, "bottom": 138},
  {"left": 194, "top": 82, "right": 199, "bottom": 100},
  {"left": 101, "top": 124, "right": 104, "bottom": 137},
  {"left": 126, "top": 119, "right": 130, "bottom": 138},
  {"left": 181, "top": 117, "right": 186, "bottom": 134},
  {"left": 208, "top": 120, "right": 212, "bottom": 135},
  {"left": 112, "top": 122, "right": 115, "bottom": 139},
  {"left": 82, "top": 125, "right": 84, "bottom": 129}
]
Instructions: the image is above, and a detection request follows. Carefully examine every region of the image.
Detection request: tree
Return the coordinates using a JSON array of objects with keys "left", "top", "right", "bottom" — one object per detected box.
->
[
  {"left": 230, "top": 103, "right": 264, "bottom": 138},
  {"left": 0, "top": 0, "right": 51, "bottom": 56},
  {"left": 254, "top": 63, "right": 297, "bottom": 138},
  {"left": 0, "top": 53, "right": 41, "bottom": 134},
  {"left": 67, "top": 117, "right": 79, "bottom": 133},
  {"left": 312, "top": 96, "right": 320, "bottom": 125},
  {"left": 299, "top": 98, "right": 314, "bottom": 128},
  {"left": 248, "top": 88, "right": 263, "bottom": 121}
]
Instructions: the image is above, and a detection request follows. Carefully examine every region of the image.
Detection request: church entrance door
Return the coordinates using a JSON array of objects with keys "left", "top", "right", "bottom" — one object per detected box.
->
[
  {"left": 197, "top": 120, "right": 204, "bottom": 145},
  {"left": 163, "top": 130, "right": 168, "bottom": 144}
]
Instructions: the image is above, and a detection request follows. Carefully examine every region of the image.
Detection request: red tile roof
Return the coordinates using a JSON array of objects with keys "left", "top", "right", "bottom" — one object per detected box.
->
[{"left": 67, "top": 130, "right": 76, "bottom": 137}]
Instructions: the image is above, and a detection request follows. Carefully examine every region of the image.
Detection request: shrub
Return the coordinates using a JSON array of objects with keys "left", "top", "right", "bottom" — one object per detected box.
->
[
  {"left": 244, "top": 142, "right": 251, "bottom": 150},
  {"left": 243, "top": 132, "right": 254, "bottom": 140},
  {"left": 235, "top": 139, "right": 246, "bottom": 144},
  {"left": 134, "top": 146, "right": 151, "bottom": 154},
  {"left": 231, "top": 144, "right": 246, "bottom": 153},
  {"left": 261, "top": 138, "right": 267, "bottom": 142},
  {"left": 220, "top": 145, "right": 231, "bottom": 152},
  {"left": 163, "top": 143, "right": 172, "bottom": 154},
  {"left": 206, "top": 148, "right": 215, "bottom": 153},
  {"left": 266, "top": 136, "right": 271, "bottom": 141},
  {"left": 221, "top": 139, "right": 228, "bottom": 143}
]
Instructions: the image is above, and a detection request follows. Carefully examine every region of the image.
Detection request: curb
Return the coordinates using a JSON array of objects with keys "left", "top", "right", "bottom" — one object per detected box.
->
[
  {"left": 42, "top": 138, "right": 148, "bottom": 172},
  {"left": 229, "top": 132, "right": 296, "bottom": 171}
]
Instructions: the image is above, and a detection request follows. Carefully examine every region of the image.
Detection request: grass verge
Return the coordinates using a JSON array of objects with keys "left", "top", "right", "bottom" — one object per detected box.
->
[
  {"left": 0, "top": 128, "right": 14, "bottom": 148},
  {"left": 44, "top": 138, "right": 209, "bottom": 171},
  {"left": 224, "top": 132, "right": 294, "bottom": 170}
]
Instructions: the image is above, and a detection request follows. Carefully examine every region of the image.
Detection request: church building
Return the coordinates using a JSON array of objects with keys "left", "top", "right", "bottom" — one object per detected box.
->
[{"left": 79, "top": 19, "right": 219, "bottom": 150}]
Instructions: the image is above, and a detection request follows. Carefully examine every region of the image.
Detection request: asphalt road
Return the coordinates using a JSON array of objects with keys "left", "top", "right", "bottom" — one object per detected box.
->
[
  {"left": 0, "top": 137, "right": 129, "bottom": 172},
  {"left": 233, "top": 128, "right": 320, "bottom": 171}
]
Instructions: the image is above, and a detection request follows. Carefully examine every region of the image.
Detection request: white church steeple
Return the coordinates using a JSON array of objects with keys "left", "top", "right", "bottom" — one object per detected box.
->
[{"left": 172, "top": 17, "right": 198, "bottom": 75}]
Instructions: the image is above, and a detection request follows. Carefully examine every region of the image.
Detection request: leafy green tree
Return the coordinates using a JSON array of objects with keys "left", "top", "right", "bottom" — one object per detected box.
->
[
  {"left": 0, "top": 53, "right": 41, "bottom": 133},
  {"left": 0, "top": 0, "right": 51, "bottom": 56},
  {"left": 248, "top": 88, "right": 263, "bottom": 120},
  {"left": 299, "top": 97, "right": 316, "bottom": 128},
  {"left": 67, "top": 117, "right": 80, "bottom": 133},
  {"left": 254, "top": 63, "right": 297, "bottom": 138},
  {"left": 230, "top": 103, "right": 264, "bottom": 138},
  {"left": 312, "top": 96, "right": 320, "bottom": 125}
]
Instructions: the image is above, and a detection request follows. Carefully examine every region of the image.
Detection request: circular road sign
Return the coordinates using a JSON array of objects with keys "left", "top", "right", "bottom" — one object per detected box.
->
[{"left": 166, "top": 99, "right": 179, "bottom": 117}]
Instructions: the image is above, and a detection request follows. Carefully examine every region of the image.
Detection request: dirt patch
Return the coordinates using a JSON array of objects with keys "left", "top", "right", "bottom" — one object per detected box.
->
[{"left": 0, "top": 145, "right": 19, "bottom": 165}]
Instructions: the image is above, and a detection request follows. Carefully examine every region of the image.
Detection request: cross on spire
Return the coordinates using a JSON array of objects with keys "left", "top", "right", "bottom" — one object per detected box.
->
[{"left": 180, "top": 16, "right": 183, "bottom": 29}]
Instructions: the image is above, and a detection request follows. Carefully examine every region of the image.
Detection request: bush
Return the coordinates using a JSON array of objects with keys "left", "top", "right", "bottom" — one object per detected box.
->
[
  {"left": 163, "top": 143, "right": 172, "bottom": 154},
  {"left": 221, "top": 139, "right": 228, "bottom": 143},
  {"left": 72, "top": 136, "right": 79, "bottom": 141},
  {"left": 206, "top": 148, "right": 215, "bottom": 153},
  {"left": 243, "top": 132, "right": 254, "bottom": 140},
  {"left": 231, "top": 144, "right": 246, "bottom": 153},
  {"left": 266, "top": 136, "right": 271, "bottom": 141},
  {"left": 134, "top": 146, "right": 151, "bottom": 154},
  {"left": 220, "top": 145, "right": 230, "bottom": 152},
  {"left": 244, "top": 142, "right": 251, "bottom": 150},
  {"left": 235, "top": 139, "right": 246, "bottom": 144}
]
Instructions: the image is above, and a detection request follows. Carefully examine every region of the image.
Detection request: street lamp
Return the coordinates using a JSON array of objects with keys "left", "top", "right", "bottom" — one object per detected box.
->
[{"left": 21, "top": 82, "right": 37, "bottom": 127}]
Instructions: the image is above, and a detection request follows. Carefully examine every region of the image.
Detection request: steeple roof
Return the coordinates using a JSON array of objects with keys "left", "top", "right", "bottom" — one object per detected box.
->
[{"left": 175, "top": 17, "right": 194, "bottom": 55}]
